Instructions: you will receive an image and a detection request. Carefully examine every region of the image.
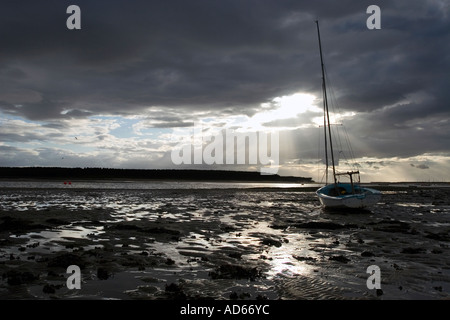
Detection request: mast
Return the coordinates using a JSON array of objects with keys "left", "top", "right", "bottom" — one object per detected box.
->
[{"left": 316, "top": 20, "right": 337, "bottom": 185}]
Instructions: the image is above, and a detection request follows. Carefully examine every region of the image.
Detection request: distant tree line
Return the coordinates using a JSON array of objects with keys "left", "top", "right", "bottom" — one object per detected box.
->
[{"left": 0, "top": 167, "right": 313, "bottom": 183}]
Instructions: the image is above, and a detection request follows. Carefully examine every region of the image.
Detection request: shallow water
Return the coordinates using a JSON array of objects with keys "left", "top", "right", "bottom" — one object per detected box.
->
[{"left": 0, "top": 182, "right": 449, "bottom": 300}]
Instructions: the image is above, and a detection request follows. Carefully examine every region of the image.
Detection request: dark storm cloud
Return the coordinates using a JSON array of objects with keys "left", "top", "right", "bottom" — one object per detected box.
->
[
  {"left": 0, "top": 1, "right": 372, "bottom": 117},
  {"left": 0, "top": 0, "right": 449, "bottom": 160}
]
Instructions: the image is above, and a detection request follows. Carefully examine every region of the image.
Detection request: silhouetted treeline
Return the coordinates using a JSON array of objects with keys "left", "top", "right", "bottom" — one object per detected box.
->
[{"left": 0, "top": 167, "right": 312, "bottom": 183}]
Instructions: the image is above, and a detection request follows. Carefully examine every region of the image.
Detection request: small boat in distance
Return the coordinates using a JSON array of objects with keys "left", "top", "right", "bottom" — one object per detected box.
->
[{"left": 314, "top": 21, "right": 381, "bottom": 209}]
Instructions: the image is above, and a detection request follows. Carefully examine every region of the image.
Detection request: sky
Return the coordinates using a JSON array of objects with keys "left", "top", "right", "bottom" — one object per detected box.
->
[{"left": 0, "top": 0, "right": 449, "bottom": 182}]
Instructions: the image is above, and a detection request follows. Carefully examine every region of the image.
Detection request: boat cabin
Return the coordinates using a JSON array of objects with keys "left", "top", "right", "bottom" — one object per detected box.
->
[{"left": 327, "top": 171, "right": 362, "bottom": 196}]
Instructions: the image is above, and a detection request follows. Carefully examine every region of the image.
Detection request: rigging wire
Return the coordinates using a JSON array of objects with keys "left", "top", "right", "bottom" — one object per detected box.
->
[
  {"left": 323, "top": 65, "right": 359, "bottom": 173},
  {"left": 317, "top": 120, "right": 325, "bottom": 184}
]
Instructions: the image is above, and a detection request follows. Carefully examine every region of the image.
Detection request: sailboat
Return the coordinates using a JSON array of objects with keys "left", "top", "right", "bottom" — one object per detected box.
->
[{"left": 314, "top": 21, "right": 381, "bottom": 209}]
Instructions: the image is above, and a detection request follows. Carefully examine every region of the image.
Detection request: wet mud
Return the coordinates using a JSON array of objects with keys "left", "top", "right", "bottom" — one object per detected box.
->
[{"left": 0, "top": 186, "right": 449, "bottom": 300}]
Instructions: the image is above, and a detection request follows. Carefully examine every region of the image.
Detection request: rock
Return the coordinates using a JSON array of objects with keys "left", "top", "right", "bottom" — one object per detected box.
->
[
  {"left": 43, "top": 284, "right": 56, "bottom": 294},
  {"left": 45, "top": 218, "right": 69, "bottom": 225},
  {"left": 401, "top": 247, "right": 426, "bottom": 254},
  {"left": 47, "top": 252, "right": 87, "bottom": 269},
  {"left": 229, "top": 291, "right": 239, "bottom": 300},
  {"left": 261, "top": 238, "right": 282, "bottom": 247},
  {"left": 209, "top": 264, "right": 262, "bottom": 281},
  {"left": 108, "top": 223, "right": 143, "bottom": 231},
  {"left": 361, "top": 251, "right": 375, "bottom": 257},
  {"left": 239, "top": 292, "right": 251, "bottom": 299},
  {"left": 4, "top": 270, "right": 39, "bottom": 285},
  {"left": 165, "top": 282, "right": 187, "bottom": 299},
  {"left": 294, "top": 221, "right": 352, "bottom": 230},
  {"left": 270, "top": 224, "right": 288, "bottom": 230},
  {"left": 425, "top": 232, "right": 450, "bottom": 242},
  {"left": 371, "top": 220, "right": 414, "bottom": 234},
  {"left": 26, "top": 242, "right": 40, "bottom": 248},
  {"left": 97, "top": 267, "right": 110, "bottom": 280},
  {"left": 145, "top": 227, "right": 180, "bottom": 236},
  {"left": 227, "top": 252, "right": 242, "bottom": 259},
  {"left": 220, "top": 225, "right": 238, "bottom": 232},
  {"left": 392, "top": 263, "right": 403, "bottom": 270},
  {"left": 293, "top": 256, "right": 317, "bottom": 263},
  {"left": 329, "top": 255, "right": 350, "bottom": 263},
  {"left": 0, "top": 216, "right": 46, "bottom": 232}
]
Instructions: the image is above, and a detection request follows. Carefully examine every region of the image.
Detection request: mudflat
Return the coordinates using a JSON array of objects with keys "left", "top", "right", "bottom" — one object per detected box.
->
[{"left": 0, "top": 185, "right": 449, "bottom": 300}]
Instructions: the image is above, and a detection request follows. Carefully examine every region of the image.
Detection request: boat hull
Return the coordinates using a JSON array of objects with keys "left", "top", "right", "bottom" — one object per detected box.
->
[{"left": 316, "top": 184, "right": 381, "bottom": 209}]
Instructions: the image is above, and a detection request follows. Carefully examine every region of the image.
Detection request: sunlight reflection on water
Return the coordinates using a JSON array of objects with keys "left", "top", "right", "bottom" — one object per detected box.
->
[{"left": 0, "top": 180, "right": 316, "bottom": 190}]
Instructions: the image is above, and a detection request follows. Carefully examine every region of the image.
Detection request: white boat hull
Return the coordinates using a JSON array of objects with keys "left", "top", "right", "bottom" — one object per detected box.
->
[{"left": 316, "top": 185, "right": 381, "bottom": 209}]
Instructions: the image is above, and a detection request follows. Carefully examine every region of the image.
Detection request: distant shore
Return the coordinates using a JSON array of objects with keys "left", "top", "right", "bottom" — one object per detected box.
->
[{"left": 0, "top": 167, "right": 313, "bottom": 183}]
